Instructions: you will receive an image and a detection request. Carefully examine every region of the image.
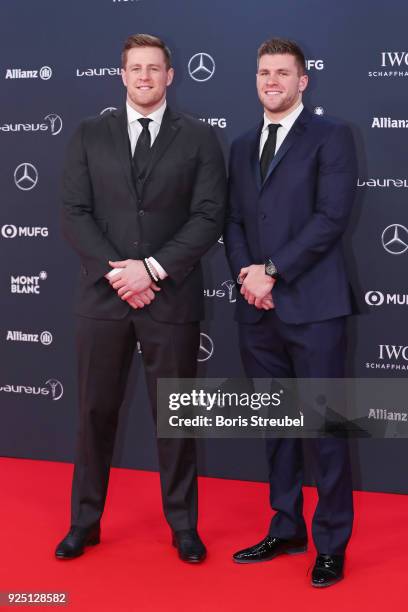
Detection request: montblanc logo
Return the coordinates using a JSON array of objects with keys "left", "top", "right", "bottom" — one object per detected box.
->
[
  {"left": 199, "top": 118, "right": 227, "bottom": 128},
  {"left": 365, "top": 344, "right": 408, "bottom": 373},
  {"left": 305, "top": 59, "right": 324, "bottom": 70},
  {"left": 369, "top": 52, "right": 408, "bottom": 78},
  {"left": 0, "top": 378, "right": 63, "bottom": 400},
  {"left": 365, "top": 291, "right": 408, "bottom": 307},
  {"left": 0, "top": 113, "right": 62, "bottom": 135},
  {"left": 6, "top": 330, "right": 53, "bottom": 346},
  {"left": 372, "top": 117, "right": 408, "bottom": 128},
  {"left": 1, "top": 225, "right": 49, "bottom": 239},
  {"left": 204, "top": 280, "right": 236, "bottom": 303},
  {"left": 10, "top": 271, "right": 48, "bottom": 295},
  {"left": 357, "top": 178, "right": 408, "bottom": 188},
  {"left": 188, "top": 53, "right": 216, "bottom": 82},
  {"left": 76, "top": 67, "right": 121, "bottom": 77},
  {"left": 5, "top": 66, "right": 52, "bottom": 80}
]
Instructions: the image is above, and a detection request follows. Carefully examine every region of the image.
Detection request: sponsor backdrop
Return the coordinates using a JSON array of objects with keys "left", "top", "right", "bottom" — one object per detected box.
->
[{"left": 1, "top": 0, "right": 407, "bottom": 493}]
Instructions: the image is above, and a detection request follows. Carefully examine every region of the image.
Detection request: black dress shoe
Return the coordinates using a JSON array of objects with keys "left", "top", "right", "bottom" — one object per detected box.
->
[
  {"left": 55, "top": 525, "right": 100, "bottom": 560},
  {"left": 172, "top": 529, "right": 206, "bottom": 563},
  {"left": 233, "top": 535, "right": 307, "bottom": 564},
  {"left": 311, "top": 554, "right": 344, "bottom": 588}
]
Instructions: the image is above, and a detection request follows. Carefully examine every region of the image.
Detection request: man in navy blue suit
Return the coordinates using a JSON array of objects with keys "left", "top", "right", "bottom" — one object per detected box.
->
[{"left": 224, "top": 38, "right": 357, "bottom": 588}]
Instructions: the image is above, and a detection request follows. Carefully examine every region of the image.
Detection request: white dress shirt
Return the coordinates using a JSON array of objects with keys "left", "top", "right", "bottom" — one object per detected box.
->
[
  {"left": 107, "top": 100, "right": 168, "bottom": 281},
  {"left": 126, "top": 100, "right": 166, "bottom": 155},
  {"left": 259, "top": 102, "right": 304, "bottom": 159}
]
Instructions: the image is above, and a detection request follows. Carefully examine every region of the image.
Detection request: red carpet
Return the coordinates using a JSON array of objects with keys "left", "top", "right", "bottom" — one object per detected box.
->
[{"left": 0, "top": 457, "right": 406, "bottom": 611}]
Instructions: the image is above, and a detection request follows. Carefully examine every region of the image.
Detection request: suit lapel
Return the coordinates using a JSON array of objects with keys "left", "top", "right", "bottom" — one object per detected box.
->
[
  {"left": 143, "top": 107, "right": 181, "bottom": 183},
  {"left": 250, "top": 121, "right": 263, "bottom": 190},
  {"left": 108, "top": 107, "right": 137, "bottom": 199},
  {"left": 261, "top": 108, "right": 311, "bottom": 188}
]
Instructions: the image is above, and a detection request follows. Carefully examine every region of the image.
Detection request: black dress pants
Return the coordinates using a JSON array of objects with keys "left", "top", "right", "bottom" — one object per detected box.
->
[{"left": 70, "top": 309, "right": 200, "bottom": 532}]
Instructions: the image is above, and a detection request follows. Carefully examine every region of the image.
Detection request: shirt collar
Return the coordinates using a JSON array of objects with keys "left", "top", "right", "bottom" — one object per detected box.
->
[
  {"left": 126, "top": 100, "right": 167, "bottom": 126},
  {"left": 262, "top": 102, "right": 304, "bottom": 132}
]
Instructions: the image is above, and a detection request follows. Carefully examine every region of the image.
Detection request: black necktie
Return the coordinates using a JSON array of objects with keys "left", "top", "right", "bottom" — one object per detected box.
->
[
  {"left": 133, "top": 117, "right": 152, "bottom": 177},
  {"left": 260, "top": 123, "right": 281, "bottom": 181}
]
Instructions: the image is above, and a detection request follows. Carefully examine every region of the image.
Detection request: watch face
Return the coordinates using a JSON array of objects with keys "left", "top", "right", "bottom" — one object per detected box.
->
[{"left": 265, "top": 260, "right": 277, "bottom": 276}]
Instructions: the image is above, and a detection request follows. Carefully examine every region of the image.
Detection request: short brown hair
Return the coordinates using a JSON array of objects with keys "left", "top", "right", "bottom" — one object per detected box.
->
[
  {"left": 257, "top": 38, "right": 306, "bottom": 75},
  {"left": 121, "top": 34, "right": 172, "bottom": 69}
]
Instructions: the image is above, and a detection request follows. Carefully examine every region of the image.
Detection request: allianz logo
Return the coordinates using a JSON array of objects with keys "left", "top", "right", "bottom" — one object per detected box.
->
[
  {"left": 6, "top": 330, "right": 53, "bottom": 345},
  {"left": 357, "top": 178, "right": 408, "bottom": 188},
  {"left": 371, "top": 117, "right": 408, "bottom": 128},
  {"left": 76, "top": 67, "right": 121, "bottom": 77},
  {"left": 5, "top": 66, "right": 52, "bottom": 80}
]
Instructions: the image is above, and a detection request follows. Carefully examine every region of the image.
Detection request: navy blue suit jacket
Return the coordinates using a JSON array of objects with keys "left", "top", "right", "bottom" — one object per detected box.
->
[{"left": 224, "top": 107, "right": 358, "bottom": 325}]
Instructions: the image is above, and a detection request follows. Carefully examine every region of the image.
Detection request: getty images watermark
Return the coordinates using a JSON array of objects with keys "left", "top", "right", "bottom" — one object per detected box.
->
[
  {"left": 157, "top": 378, "right": 408, "bottom": 439},
  {"left": 167, "top": 387, "right": 303, "bottom": 430}
]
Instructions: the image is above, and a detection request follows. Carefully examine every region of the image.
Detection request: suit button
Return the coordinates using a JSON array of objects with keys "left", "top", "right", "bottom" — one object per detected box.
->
[
  {"left": 139, "top": 209, "right": 145, "bottom": 216},
  {"left": 261, "top": 213, "right": 266, "bottom": 220},
  {"left": 133, "top": 241, "right": 139, "bottom": 246}
]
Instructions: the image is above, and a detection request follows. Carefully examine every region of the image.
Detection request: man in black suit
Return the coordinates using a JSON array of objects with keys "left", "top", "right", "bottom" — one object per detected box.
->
[
  {"left": 224, "top": 38, "right": 357, "bottom": 587},
  {"left": 56, "top": 34, "right": 226, "bottom": 563}
]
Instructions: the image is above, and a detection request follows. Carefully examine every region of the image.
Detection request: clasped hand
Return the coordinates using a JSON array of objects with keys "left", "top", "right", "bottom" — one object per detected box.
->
[
  {"left": 239, "top": 264, "right": 275, "bottom": 310},
  {"left": 107, "top": 259, "right": 160, "bottom": 309}
]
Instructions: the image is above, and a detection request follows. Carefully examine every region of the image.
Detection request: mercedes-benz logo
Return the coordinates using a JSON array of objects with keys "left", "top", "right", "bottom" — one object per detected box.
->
[
  {"left": 45, "top": 378, "right": 64, "bottom": 401},
  {"left": 100, "top": 107, "right": 117, "bottom": 115},
  {"left": 365, "top": 291, "right": 385, "bottom": 306},
  {"left": 198, "top": 332, "right": 214, "bottom": 362},
  {"left": 44, "top": 113, "right": 63, "bottom": 135},
  {"left": 188, "top": 53, "right": 216, "bottom": 82},
  {"left": 14, "top": 163, "right": 38, "bottom": 191},
  {"left": 381, "top": 224, "right": 408, "bottom": 255}
]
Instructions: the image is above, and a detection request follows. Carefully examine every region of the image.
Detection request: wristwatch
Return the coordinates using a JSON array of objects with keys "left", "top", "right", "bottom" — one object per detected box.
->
[{"left": 265, "top": 257, "right": 279, "bottom": 279}]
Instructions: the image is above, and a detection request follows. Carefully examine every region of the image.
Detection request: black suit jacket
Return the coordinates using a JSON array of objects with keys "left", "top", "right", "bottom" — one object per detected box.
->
[{"left": 62, "top": 106, "right": 227, "bottom": 322}]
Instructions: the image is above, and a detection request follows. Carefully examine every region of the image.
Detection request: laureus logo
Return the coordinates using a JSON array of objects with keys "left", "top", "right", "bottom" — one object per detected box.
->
[
  {"left": 0, "top": 378, "right": 63, "bottom": 400},
  {"left": 44, "top": 113, "right": 63, "bottom": 135},
  {"left": 45, "top": 379, "right": 64, "bottom": 400}
]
